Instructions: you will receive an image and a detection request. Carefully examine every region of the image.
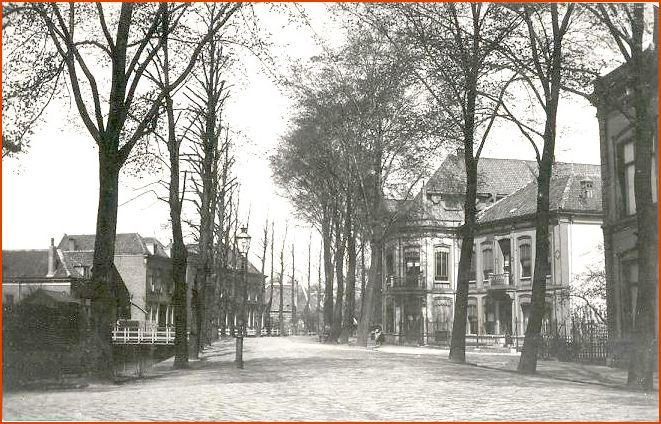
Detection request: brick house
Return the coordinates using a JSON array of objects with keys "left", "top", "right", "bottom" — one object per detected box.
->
[
  {"left": 58, "top": 233, "right": 173, "bottom": 326},
  {"left": 382, "top": 154, "right": 603, "bottom": 345},
  {"left": 2, "top": 238, "right": 129, "bottom": 315}
]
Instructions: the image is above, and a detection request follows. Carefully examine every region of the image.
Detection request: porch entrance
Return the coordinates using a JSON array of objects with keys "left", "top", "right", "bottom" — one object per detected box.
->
[
  {"left": 400, "top": 297, "right": 423, "bottom": 344},
  {"left": 484, "top": 291, "right": 512, "bottom": 335}
]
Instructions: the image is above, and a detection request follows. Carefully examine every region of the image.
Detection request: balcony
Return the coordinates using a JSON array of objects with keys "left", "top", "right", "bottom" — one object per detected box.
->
[
  {"left": 385, "top": 275, "right": 426, "bottom": 295},
  {"left": 484, "top": 272, "right": 513, "bottom": 289}
]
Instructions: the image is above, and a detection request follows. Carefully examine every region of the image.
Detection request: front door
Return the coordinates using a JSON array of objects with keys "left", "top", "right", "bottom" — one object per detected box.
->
[{"left": 158, "top": 304, "right": 167, "bottom": 326}]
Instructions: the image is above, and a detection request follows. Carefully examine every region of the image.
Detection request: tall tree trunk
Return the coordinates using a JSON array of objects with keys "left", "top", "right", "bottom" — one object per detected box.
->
[
  {"left": 90, "top": 147, "right": 121, "bottom": 379},
  {"left": 322, "top": 206, "right": 335, "bottom": 337},
  {"left": 166, "top": 99, "right": 189, "bottom": 369},
  {"left": 317, "top": 245, "right": 322, "bottom": 334},
  {"left": 257, "top": 220, "right": 268, "bottom": 337},
  {"left": 305, "top": 233, "right": 312, "bottom": 333},
  {"left": 449, "top": 153, "right": 477, "bottom": 362},
  {"left": 448, "top": 58, "right": 479, "bottom": 361},
  {"left": 330, "top": 206, "right": 346, "bottom": 342},
  {"left": 357, "top": 141, "right": 385, "bottom": 348},
  {"left": 159, "top": 12, "right": 189, "bottom": 367},
  {"left": 265, "top": 224, "right": 275, "bottom": 331},
  {"left": 279, "top": 227, "right": 287, "bottom": 335},
  {"left": 357, "top": 234, "right": 383, "bottom": 346},
  {"left": 291, "top": 243, "right": 297, "bottom": 334},
  {"left": 627, "top": 10, "right": 657, "bottom": 387},
  {"left": 517, "top": 150, "right": 554, "bottom": 373},
  {"left": 360, "top": 240, "right": 366, "bottom": 313},
  {"left": 517, "top": 4, "right": 566, "bottom": 374},
  {"left": 341, "top": 195, "right": 356, "bottom": 344}
]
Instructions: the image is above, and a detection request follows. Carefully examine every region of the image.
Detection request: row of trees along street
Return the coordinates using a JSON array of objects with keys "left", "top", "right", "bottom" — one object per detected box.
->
[
  {"left": 271, "top": 3, "right": 658, "bottom": 389},
  {"left": 1, "top": 2, "right": 278, "bottom": 377},
  {"left": 2, "top": 3, "right": 657, "bottom": 390}
]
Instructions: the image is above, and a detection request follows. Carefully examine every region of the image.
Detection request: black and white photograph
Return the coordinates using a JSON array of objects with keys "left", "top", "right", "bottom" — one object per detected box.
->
[{"left": 1, "top": 2, "right": 659, "bottom": 421}]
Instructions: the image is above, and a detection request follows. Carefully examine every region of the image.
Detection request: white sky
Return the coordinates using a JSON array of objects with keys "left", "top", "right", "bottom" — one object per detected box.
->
[{"left": 2, "top": 3, "right": 603, "bottom": 284}]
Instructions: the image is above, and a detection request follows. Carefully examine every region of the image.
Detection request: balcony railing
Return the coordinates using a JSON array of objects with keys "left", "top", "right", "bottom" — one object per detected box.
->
[
  {"left": 385, "top": 275, "right": 425, "bottom": 290},
  {"left": 486, "top": 272, "right": 513, "bottom": 288}
]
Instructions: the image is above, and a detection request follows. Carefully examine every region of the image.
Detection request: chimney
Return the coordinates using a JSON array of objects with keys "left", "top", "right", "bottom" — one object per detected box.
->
[
  {"left": 47, "top": 238, "right": 56, "bottom": 277},
  {"left": 68, "top": 237, "right": 75, "bottom": 251},
  {"left": 146, "top": 241, "right": 155, "bottom": 255}
]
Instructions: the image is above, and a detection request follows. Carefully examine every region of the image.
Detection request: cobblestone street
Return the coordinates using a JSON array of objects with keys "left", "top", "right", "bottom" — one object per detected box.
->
[{"left": 3, "top": 336, "right": 658, "bottom": 421}]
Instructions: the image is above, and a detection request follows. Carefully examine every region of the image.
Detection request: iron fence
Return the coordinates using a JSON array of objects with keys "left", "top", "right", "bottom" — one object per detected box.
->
[{"left": 543, "top": 321, "right": 609, "bottom": 365}]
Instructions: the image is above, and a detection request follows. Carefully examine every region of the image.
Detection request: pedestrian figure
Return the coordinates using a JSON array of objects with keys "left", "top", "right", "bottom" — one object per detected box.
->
[{"left": 374, "top": 327, "right": 385, "bottom": 347}]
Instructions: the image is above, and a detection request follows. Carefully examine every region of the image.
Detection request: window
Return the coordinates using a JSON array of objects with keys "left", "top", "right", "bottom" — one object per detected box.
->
[
  {"left": 385, "top": 250, "right": 394, "bottom": 276},
  {"left": 148, "top": 270, "right": 155, "bottom": 292},
  {"left": 434, "top": 246, "right": 449, "bottom": 281},
  {"left": 481, "top": 242, "right": 493, "bottom": 280},
  {"left": 468, "top": 245, "right": 476, "bottom": 282},
  {"left": 467, "top": 298, "right": 478, "bottom": 334},
  {"left": 618, "top": 141, "right": 636, "bottom": 216},
  {"left": 74, "top": 265, "right": 90, "bottom": 278},
  {"left": 403, "top": 246, "right": 420, "bottom": 275},
  {"left": 433, "top": 297, "right": 453, "bottom": 332},
  {"left": 547, "top": 236, "right": 553, "bottom": 278},
  {"left": 518, "top": 236, "right": 532, "bottom": 279},
  {"left": 580, "top": 180, "right": 594, "bottom": 199}
]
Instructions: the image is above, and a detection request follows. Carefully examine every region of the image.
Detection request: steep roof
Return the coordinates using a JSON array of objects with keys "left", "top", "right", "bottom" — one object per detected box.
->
[
  {"left": 1, "top": 250, "right": 69, "bottom": 279},
  {"left": 425, "top": 155, "right": 538, "bottom": 195},
  {"left": 391, "top": 156, "right": 601, "bottom": 229},
  {"left": 58, "top": 233, "right": 169, "bottom": 258},
  {"left": 477, "top": 163, "right": 602, "bottom": 224}
]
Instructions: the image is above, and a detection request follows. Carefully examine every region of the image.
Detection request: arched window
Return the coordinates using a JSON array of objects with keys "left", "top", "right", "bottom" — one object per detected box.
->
[{"left": 518, "top": 236, "right": 532, "bottom": 278}]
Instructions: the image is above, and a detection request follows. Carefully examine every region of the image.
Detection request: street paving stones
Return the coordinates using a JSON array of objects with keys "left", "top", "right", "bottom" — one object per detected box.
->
[{"left": 2, "top": 336, "right": 658, "bottom": 421}]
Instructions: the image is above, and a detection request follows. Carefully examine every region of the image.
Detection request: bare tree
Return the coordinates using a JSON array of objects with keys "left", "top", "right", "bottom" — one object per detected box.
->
[
  {"left": 291, "top": 242, "right": 297, "bottom": 334},
  {"left": 256, "top": 218, "right": 269, "bottom": 336},
  {"left": 278, "top": 225, "right": 288, "bottom": 335},
  {"left": 496, "top": 3, "right": 578, "bottom": 374},
  {"left": 352, "top": 2, "right": 520, "bottom": 354},
  {"left": 183, "top": 19, "right": 234, "bottom": 358},
  {"left": 2, "top": 2, "right": 241, "bottom": 378}
]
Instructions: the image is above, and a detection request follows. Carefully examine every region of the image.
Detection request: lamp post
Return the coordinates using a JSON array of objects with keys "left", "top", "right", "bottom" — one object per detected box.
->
[{"left": 236, "top": 225, "right": 251, "bottom": 369}]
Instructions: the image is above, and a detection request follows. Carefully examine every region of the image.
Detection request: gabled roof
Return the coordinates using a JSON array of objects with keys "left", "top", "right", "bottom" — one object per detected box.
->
[
  {"left": 477, "top": 163, "right": 602, "bottom": 224},
  {"left": 60, "top": 250, "right": 94, "bottom": 278},
  {"left": 1, "top": 250, "right": 69, "bottom": 279},
  {"left": 58, "top": 233, "right": 169, "bottom": 258}
]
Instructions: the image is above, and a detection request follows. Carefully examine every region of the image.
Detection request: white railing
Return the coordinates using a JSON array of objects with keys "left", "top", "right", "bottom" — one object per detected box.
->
[{"left": 112, "top": 326, "right": 175, "bottom": 345}]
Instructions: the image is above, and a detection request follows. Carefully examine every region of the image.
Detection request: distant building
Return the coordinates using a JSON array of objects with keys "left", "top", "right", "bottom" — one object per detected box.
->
[
  {"left": 58, "top": 233, "right": 171, "bottom": 326},
  {"left": 185, "top": 244, "right": 264, "bottom": 336},
  {"left": 594, "top": 49, "right": 659, "bottom": 363},
  {"left": 266, "top": 278, "right": 308, "bottom": 333},
  {"left": 2, "top": 238, "right": 129, "bottom": 317},
  {"left": 383, "top": 154, "right": 603, "bottom": 345}
]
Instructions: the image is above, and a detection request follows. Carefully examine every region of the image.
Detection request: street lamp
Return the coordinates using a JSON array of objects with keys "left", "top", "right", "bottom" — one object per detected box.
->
[{"left": 235, "top": 225, "right": 251, "bottom": 369}]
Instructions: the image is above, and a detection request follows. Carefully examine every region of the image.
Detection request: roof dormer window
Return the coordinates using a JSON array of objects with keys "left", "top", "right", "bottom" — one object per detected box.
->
[{"left": 580, "top": 180, "right": 594, "bottom": 199}]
